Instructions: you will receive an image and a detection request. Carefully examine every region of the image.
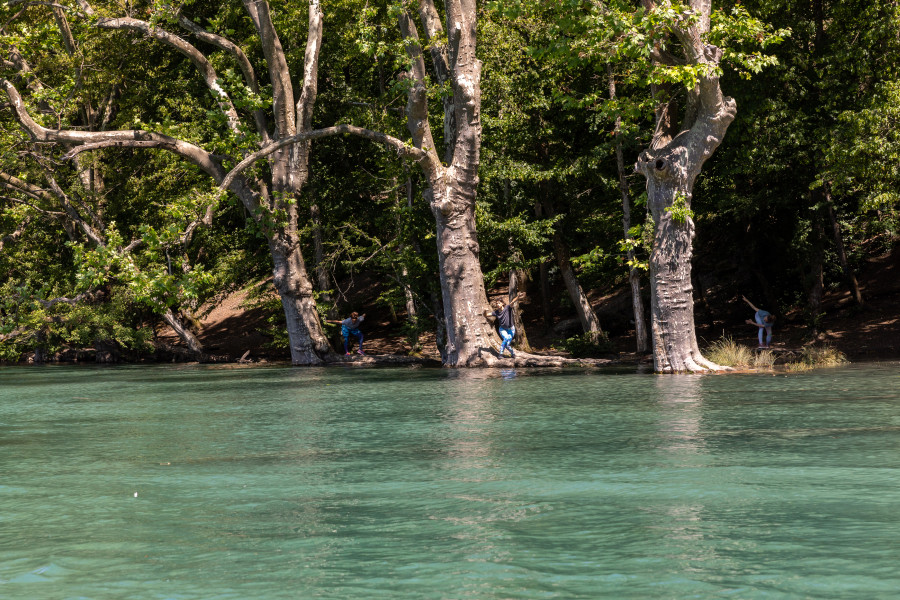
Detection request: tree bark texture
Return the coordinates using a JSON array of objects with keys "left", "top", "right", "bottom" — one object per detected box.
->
[
  {"left": 635, "top": 0, "right": 737, "bottom": 372},
  {"left": 399, "top": 1, "right": 503, "bottom": 366}
]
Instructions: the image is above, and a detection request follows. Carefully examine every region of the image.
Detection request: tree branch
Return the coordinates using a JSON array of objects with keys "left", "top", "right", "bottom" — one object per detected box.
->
[
  {"left": 214, "top": 125, "right": 428, "bottom": 204},
  {"left": 176, "top": 12, "right": 270, "bottom": 143},
  {"left": 242, "top": 0, "right": 295, "bottom": 137},
  {"left": 96, "top": 17, "right": 242, "bottom": 134}
]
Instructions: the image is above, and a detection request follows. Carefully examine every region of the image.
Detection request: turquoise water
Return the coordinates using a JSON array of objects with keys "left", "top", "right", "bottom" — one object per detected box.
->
[{"left": 1, "top": 363, "right": 899, "bottom": 599}]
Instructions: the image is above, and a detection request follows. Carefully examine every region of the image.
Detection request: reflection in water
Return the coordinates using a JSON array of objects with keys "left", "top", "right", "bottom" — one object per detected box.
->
[
  {"left": 655, "top": 375, "right": 707, "bottom": 456},
  {"left": 652, "top": 376, "right": 714, "bottom": 567}
]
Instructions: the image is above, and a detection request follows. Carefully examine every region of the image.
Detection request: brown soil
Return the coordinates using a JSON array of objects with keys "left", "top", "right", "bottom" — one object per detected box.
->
[{"left": 158, "top": 247, "right": 900, "bottom": 365}]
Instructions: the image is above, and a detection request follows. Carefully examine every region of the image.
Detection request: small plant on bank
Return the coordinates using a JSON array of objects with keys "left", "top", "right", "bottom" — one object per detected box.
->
[
  {"left": 704, "top": 336, "right": 776, "bottom": 369},
  {"left": 556, "top": 331, "right": 615, "bottom": 358},
  {"left": 705, "top": 336, "right": 753, "bottom": 367},
  {"left": 784, "top": 345, "right": 848, "bottom": 371}
]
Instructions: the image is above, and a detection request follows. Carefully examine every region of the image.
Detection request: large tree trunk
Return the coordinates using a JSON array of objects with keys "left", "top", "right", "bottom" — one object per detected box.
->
[
  {"left": 428, "top": 179, "right": 499, "bottom": 366},
  {"left": 270, "top": 235, "right": 333, "bottom": 364},
  {"left": 634, "top": 0, "right": 736, "bottom": 372},
  {"left": 399, "top": 2, "right": 501, "bottom": 366}
]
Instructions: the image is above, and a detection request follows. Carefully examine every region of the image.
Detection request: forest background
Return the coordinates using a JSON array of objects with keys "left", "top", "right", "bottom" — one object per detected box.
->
[{"left": 2, "top": 0, "right": 899, "bottom": 368}]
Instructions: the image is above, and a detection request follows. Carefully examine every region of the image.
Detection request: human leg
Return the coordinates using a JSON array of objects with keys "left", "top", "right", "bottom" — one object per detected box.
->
[
  {"left": 499, "top": 327, "right": 513, "bottom": 356},
  {"left": 353, "top": 329, "right": 364, "bottom": 354},
  {"left": 341, "top": 326, "right": 351, "bottom": 354},
  {"left": 764, "top": 326, "right": 773, "bottom": 348}
]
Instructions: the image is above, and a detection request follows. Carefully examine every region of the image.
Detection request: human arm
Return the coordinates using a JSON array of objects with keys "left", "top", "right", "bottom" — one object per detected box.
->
[
  {"left": 507, "top": 291, "right": 526, "bottom": 307},
  {"left": 742, "top": 295, "right": 759, "bottom": 312},
  {"left": 745, "top": 319, "right": 764, "bottom": 328}
]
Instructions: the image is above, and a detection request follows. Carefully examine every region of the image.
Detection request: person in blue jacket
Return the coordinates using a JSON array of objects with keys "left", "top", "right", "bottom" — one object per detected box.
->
[
  {"left": 484, "top": 292, "right": 525, "bottom": 358},
  {"left": 328, "top": 312, "right": 366, "bottom": 355},
  {"left": 743, "top": 296, "right": 775, "bottom": 349}
]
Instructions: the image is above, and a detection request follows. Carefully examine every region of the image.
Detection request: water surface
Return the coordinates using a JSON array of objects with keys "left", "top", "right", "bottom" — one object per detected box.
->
[{"left": 1, "top": 363, "right": 899, "bottom": 599}]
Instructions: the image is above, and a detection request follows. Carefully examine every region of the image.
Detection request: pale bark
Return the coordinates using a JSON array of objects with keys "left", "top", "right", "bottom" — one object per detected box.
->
[
  {"left": 634, "top": 0, "right": 736, "bottom": 372},
  {"left": 397, "top": 4, "right": 500, "bottom": 366},
  {"left": 162, "top": 308, "right": 205, "bottom": 355}
]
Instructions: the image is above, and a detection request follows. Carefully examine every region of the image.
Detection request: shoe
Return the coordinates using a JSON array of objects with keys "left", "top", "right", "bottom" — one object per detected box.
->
[
  {"left": 345, "top": 352, "right": 351, "bottom": 356},
  {"left": 357, "top": 349, "right": 365, "bottom": 355},
  {"left": 509, "top": 351, "right": 516, "bottom": 358}
]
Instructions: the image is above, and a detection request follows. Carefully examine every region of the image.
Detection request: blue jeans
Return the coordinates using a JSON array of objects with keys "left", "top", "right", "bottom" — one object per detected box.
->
[
  {"left": 499, "top": 327, "right": 516, "bottom": 356},
  {"left": 341, "top": 327, "right": 363, "bottom": 352},
  {"left": 755, "top": 314, "right": 772, "bottom": 346}
]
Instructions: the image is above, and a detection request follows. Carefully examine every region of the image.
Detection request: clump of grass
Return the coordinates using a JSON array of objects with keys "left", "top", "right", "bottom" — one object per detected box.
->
[
  {"left": 752, "top": 349, "right": 776, "bottom": 369},
  {"left": 785, "top": 345, "right": 848, "bottom": 371},
  {"left": 705, "top": 336, "right": 753, "bottom": 367},
  {"left": 704, "top": 337, "right": 777, "bottom": 369},
  {"left": 556, "top": 331, "right": 615, "bottom": 358}
]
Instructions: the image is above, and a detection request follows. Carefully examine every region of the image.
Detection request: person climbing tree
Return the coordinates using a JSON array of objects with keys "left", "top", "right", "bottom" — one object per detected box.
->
[{"left": 484, "top": 292, "right": 526, "bottom": 358}]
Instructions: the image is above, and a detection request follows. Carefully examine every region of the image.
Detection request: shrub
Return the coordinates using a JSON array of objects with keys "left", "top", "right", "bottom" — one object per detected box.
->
[{"left": 557, "top": 331, "right": 615, "bottom": 357}]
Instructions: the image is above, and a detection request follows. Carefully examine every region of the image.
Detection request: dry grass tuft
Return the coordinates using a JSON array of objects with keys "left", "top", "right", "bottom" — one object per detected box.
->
[{"left": 784, "top": 345, "right": 848, "bottom": 371}]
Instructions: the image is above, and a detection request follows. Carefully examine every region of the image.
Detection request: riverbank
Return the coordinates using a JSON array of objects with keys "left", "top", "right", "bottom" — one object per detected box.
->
[{"left": 146, "top": 246, "right": 899, "bottom": 366}]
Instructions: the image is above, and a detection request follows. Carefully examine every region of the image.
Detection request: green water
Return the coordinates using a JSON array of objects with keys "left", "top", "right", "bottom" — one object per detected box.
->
[{"left": 1, "top": 364, "right": 899, "bottom": 599}]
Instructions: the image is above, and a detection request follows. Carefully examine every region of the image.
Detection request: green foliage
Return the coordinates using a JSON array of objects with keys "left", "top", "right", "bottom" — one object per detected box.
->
[
  {"left": 556, "top": 331, "right": 614, "bottom": 358},
  {"left": 665, "top": 191, "right": 694, "bottom": 225}
]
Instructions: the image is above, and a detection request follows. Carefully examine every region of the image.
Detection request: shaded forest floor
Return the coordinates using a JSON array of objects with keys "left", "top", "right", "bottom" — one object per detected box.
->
[{"left": 159, "top": 245, "right": 900, "bottom": 365}]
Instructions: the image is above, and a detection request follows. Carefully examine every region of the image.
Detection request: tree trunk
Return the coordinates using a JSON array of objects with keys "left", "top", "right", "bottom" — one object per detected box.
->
[
  {"left": 543, "top": 198, "right": 603, "bottom": 342},
  {"left": 270, "top": 235, "right": 333, "bottom": 365},
  {"left": 428, "top": 180, "right": 499, "bottom": 366},
  {"left": 534, "top": 201, "right": 555, "bottom": 330},
  {"left": 508, "top": 246, "right": 532, "bottom": 352},
  {"left": 609, "top": 67, "right": 649, "bottom": 354},
  {"left": 641, "top": 178, "right": 709, "bottom": 372},
  {"left": 399, "top": 2, "right": 502, "bottom": 366},
  {"left": 807, "top": 200, "right": 826, "bottom": 334},
  {"left": 634, "top": 0, "right": 737, "bottom": 372},
  {"left": 162, "top": 308, "right": 205, "bottom": 357},
  {"left": 825, "top": 188, "right": 863, "bottom": 305},
  {"left": 310, "top": 202, "right": 337, "bottom": 319}
]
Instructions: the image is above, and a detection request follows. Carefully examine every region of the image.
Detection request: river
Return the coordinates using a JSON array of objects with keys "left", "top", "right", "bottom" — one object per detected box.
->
[{"left": 1, "top": 363, "right": 898, "bottom": 599}]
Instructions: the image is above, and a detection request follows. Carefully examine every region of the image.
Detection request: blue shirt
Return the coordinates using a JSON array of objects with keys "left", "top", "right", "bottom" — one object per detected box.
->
[{"left": 341, "top": 316, "right": 364, "bottom": 331}]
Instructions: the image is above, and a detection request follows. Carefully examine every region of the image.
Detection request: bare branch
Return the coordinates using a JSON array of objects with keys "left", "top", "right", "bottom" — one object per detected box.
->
[
  {"left": 214, "top": 125, "right": 429, "bottom": 205},
  {"left": 0, "top": 195, "right": 64, "bottom": 217},
  {"left": 0, "top": 215, "right": 32, "bottom": 252},
  {"left": 296, "top": 0, "right": 323, "bottom": 133},
  {"left": 398, "top": 10, "right": 442, "bottom": 177}
]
